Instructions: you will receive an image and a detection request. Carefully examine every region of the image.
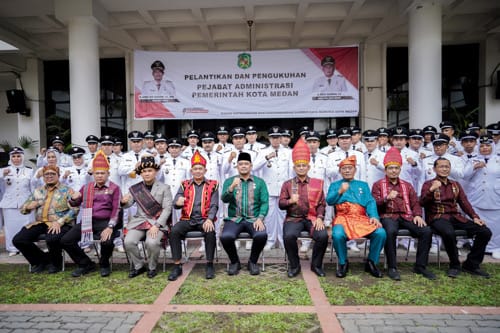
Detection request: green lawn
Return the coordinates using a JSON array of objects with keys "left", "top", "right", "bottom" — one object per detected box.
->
[
  {"left": 153, "top": 312, "right": 320, "bottom": 333},
  {"left": 170, "top": 263, "right": 312, "bottom": 305},
  {"left": 0, "top": 264, "right": 166, "bottom": 304},
  {"left": 320, "top": 262, "right": 500, "bottom": 306}
]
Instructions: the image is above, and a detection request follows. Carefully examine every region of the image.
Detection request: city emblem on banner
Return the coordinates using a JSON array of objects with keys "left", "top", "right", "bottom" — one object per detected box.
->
[{"left": 237, "top": 53, "right": 252, "bottom": 69}]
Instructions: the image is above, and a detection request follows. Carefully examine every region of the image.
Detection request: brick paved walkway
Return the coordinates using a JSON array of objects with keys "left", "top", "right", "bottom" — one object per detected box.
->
[{"left": 1, "top": 232, "right": 499, "bottom": 333}]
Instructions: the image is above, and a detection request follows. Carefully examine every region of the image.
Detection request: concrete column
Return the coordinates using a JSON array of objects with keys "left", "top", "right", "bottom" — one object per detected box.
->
[
  {"left": 408, "top": 1, "right": 442, "bottom": 129},
  {"left": 68, "top": 16, "right": 101, "bottom": 147},
  {"left": 18, "top": 58, "right": 45, "bottom": 166},
  {"left": 479, "top": 37, "right": 500, "bottom": 125},
  {"left": 361, "top": 43, "right": 386, "bottom": 130}
]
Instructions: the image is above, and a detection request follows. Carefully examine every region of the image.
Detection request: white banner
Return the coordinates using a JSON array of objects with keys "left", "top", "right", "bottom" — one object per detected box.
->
[{"left": 134, "top": 47, "right": 359, "bottom": 119}]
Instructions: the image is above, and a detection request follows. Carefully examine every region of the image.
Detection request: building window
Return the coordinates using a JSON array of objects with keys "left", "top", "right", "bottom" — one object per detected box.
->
[
  {"left": 386, "top": 44, "right": 479, "bottom": 130},
  {"left": 43, "top": 58, "right": 127, "bottom": 148}
]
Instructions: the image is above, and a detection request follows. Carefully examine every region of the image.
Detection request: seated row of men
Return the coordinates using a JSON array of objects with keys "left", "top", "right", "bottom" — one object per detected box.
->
[{"left": 11, "top": 137, "right": 492, "bottom": 281}]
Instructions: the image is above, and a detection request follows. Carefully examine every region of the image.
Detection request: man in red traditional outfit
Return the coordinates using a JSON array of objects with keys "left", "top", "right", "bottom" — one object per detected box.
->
[
  {"left": 372, "top": 147, "right": 435, "bottom": 280},
  {"left": 279, "top": 139, "right": 328, "bottom": 278},
  {"left": 168, "top": 151, "right": 219, "bottom": 281},
  {"left": 326, "top": 155, "right": 386, "bottom": 278}
]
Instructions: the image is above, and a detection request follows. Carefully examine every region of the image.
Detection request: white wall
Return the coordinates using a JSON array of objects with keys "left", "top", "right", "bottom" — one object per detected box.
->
[
  {"left": 0, "top": 78, "right": 20, "bottom": 151},
  {"left": 479, "top": 37, "right": 500, "bottom": 125},
  {"left": 361, "top": 43, "right": 387, "bottom": 130}
]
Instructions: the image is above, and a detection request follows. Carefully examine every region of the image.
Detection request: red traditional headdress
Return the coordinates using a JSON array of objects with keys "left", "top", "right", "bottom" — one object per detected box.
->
[
  {"left": 292, "top": 138, "right": 310, "bottom": 165},
  {"left": 383, "top": 147, "right": 402, "bottom": 167},
  {"left": 191, "top": 150, "right": 206, "bottom": 167}
]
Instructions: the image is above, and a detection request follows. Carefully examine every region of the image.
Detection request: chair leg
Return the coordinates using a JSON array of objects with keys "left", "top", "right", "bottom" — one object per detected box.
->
[{"left": 405, "top": 238, "right": 411, "bottom": 262}]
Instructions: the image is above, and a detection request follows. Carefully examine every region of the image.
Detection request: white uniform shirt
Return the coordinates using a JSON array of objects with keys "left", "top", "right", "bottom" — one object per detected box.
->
[
  {"left": 253, "top": 146, "right": 293, "bottom": 197},
  {"left": 399, "top": 147, "right": 423, "bottom": 191},
  {"left": 158, "top": 156, "right": 191, "bottom": 197},
  {"left": 312, "top": 74, "right": 347, "bottom": 93},
  {"left": 363, "top": 149, "right": 385, "bottom": 189},
  {"left": 326, "top": 149, "right": 366, "bottom": 183},
  {"left": 180, "top": 146, "right": 202, "bottom": 161},
  {"left": 118, "top": 149, "right": 147, "bottom": 193},
  {"left": 141, "top": 80, "right": 176, "bottom": 99},
  {"left": 201, "top": 150, "right": 223, "bottom": 184},
  {"left": 244, "top": 142, "right": 266, "bottom": 154},
  {"left": 422, "top": 152, "right": 465, "bottom": 183},
  {"left": 0, "top": 166, "right": 33, "bottom": 208},
  {"left": 462, "top": 154, "right": 500, "bottom": 210},
  {"left": 222, "top": 148, "right": 258, "bottom": 179},
  {"left": 60, "top": 165, "right": 90, "bottom": 192}
]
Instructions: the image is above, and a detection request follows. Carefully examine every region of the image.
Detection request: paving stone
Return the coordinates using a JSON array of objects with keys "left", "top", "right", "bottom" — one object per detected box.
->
[
  {"left": 407, "top": 327, "right": 440, "bottom": 333},
  {"left": 374, "top": 326, "right": 407, "bottom": 333},
  {"left": 86, "top": 323, "right": 105, "bottom": 332},
  {"left": 470, "top": 328, "right": 500, "bottom": 333},
  {"left": 29, "top": 316, "right": 61, "bottom": 322},
  {"left": 384, "top": 320, "right": 415, "bottom": 326},
  {"left": 452, "top": 315, "right": 484, "bottom": 320},
  {"left": 103, "top": 318, "right": 124, "bottom": 331},
  {"left": 1, "top": 322, "right": 35, "bottom": 329},
  {"left": 41, "top": 330, "right": 70, "bottom": 333},
  {"left": 445, "top": 320, "right": 474, "bottom": 327},
  {"left": 3, "top": 316, "right": 33, "bottom": 322},
  {"left": 412, "top": 319, "right": 445, "bottom": 327},
  {"left": 365, "top": 314, "right": 396, "bottom": 319},
  {"left": 422, "top": 314, "right": 453, "bottom": 320},
  {"left": 354, "top": 319, "right": 384, "bottom": 326},
  {"left": 59, "top": 316, "right": 84, "bottom": 323},
  {"left": 83, "top": 316, "right": 110, "bottom": 324},
  {"left": 438, "top": 327, "right": 471, "bottom": 333},
  {"left": 61, "top": 323, "right": 91, "bottom": 330},
  {"left": 475, "top": 320, "right": 500, "bottom": 327},
  {"left": 34, "top": 322, "right": 62, "bottom": 329},
  {"left": 116, "top": 324, "right": 134, "bottom": 333},
  {"left": 0, "top": 329, "right": 12, "bottom": 333},
  {"left": 340, "top": 322, "right": 360, "bottom": 333},
  {"left": 123, "top": 312, "right": 143, "bottom": 324},
  {"left": 358, "top": 326, "right": 375, "bottom": 333},
  {"left": 12, "top": 330, "right": 38, "bottom": 333}
]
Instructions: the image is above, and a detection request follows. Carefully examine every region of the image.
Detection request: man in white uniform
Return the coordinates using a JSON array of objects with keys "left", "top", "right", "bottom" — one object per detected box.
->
[
  {"left": 253, "top": 126, "right": 293, "bottom": 250},
  {"left": 312, "top": 55, "right": 347, "bottom": 93},
  {"left": 141, "top": 60, "right": 176, "bottom": 99}
]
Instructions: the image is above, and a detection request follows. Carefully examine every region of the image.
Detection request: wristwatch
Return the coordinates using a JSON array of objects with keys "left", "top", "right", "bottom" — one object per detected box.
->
[{"left": 107, "top": 223, "right": 114, "bottom": 229}]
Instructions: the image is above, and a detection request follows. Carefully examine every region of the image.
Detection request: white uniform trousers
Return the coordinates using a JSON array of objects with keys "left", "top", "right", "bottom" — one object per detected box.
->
[
  {"left": 264, "top": 196, "right": 286, "bottom": 248},
  {"left": 2, "top": 209, "right": 32, "bottom": 253}
]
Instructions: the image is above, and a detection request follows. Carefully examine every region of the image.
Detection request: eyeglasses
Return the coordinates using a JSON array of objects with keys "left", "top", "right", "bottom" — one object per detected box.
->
[{"left": 43, "top": 172, "right": 58, "bottom": 176}]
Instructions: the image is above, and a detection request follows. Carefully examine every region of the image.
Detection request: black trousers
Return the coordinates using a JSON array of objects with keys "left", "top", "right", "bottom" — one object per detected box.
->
[
  {"left": 13, "top": 223, "right": 71, "bottom": 267},
  {"left": 381, "top": 217, "right": 432, "bottom": 269},
  {"left": 283, "top": 219, "right": 328, "bottom": 270},
  {"left": 220, "top": 220, "right": 268, "bottom": 264},
  {"left": 61, "top": 219, "right": 118, "bottom": 268},
  {"left": 431, "top": 217, "right": 492, "bottom": 269},
  {"left": 169, "top": 220, "right": 216, "bottom": 262}
]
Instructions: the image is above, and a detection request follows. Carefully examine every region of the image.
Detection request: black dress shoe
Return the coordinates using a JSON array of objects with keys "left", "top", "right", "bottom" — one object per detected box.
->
[
  {"left": 247, "top": 261, "right": 260, "bottom": 275},
  {"left": 462, "top": 265, "right": 490, "bottom": 279},
  {"left": 447, "top": 268, "right": 461, "bottom": 278},
  {"left": 387, "top": 268, "right": 401, "bottom": 281},
  {"left": 364, "top": 260, "right": 383, "bottom": 278},
  {"left": 72, "top": 263, "right": 97, "bottom": 277},
  {"left": 336, "top": 261, "right": 349, "bottom": 278},
  {"left": 47, "top": 264, "right": 62, "bottom": 274},
  {"left": 30, "top": 263, "right": 46, "bottom": 274},
  {"left": 128, "top": 266, "right": 147, "bottom": 278},
  {"left": 311, "top": 266, "right": 326, "bottom": 277},
  {"left": 167, "top": 265, "right": 183, "bottom": 281},
  {"left": 205, "top": 263, "right": 215, "bottom": 279},
  {"left": 412, "top": 266, "right": 436, "bottom": 280},
  {"left": 287, "top": 266, "right": 301, "bottom": 278},
  {"left": 227, "top": 262, "right": 241, "bottom": 276},
  {"left": 147, "top": 269, "right": 157, "bottom": 278},
  {"left": 100, "top": 267, "right": 111, "bottom": 277}
]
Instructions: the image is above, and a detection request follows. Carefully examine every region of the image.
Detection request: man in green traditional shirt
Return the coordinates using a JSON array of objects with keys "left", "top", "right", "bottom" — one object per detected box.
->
[{"left": 220, "top": 152, "right": 269, "bottom": 275}]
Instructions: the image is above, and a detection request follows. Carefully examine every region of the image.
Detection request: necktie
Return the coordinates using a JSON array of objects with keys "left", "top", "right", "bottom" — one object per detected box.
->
[
  {"left": 352, "top": 145, "right": 356, "bottom": 151},
  {"left": 250, "top": 144, "right": 254, "bottom": 151},
  {"left": 345, "top": 151, "right": 348, "bottom": 158},
  {"left": 382, "top": 147, "right": 385, "bottom": 152},
  {"left": 107, "top": 157, "right": 110, "bottom": 162},
  {"left": 77, "top": 169, "right": 81, "bottom": 175},
  {"left": 192, "top": 148, "right": 195, "bottom": 154},
  {"left": 368, "top": 153, "right": 372, "bottom": 158},
  {"left": 208, "top": 152, "right": 211, "bottom": 160},
  {"left": 173, "top": 159, "right": 176, "bottom": 166},
  {"left": 312, "top": 154, "right": 316, "bottom": 163},
  {"left": 275, "top": 149, "right": 278, "bottom": 158},
  {"left": 91, "top": 153, "right": 95, "bottom": 159},
  {"left": 135, "top": 153, "right": 139, "bottom": 161},
  {"left": 328, "top": 78, "right": 331, "bottom": 85},
  {"left": 467, "top": 154, "right": 472, "bottom": 159},
  {"left": 157, "top": 83, "right": 161, "bottom": 90},
  {"left": 160, "top": 155, "right": 164, "bottom": 159},
  {"left": 16, "top": 168, "right": 19, "bottom": 175},
  {"left": 485, "top": 158, "right": 489, "bottom": 164}
]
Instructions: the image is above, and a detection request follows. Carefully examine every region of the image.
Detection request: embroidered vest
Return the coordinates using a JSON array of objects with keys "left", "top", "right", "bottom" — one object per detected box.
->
[{"left": 180, "top": 179, "right": 218, "bottom": 221}]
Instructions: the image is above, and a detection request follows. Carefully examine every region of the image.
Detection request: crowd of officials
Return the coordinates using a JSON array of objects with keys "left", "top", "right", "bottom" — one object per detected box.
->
[{"left": 0, "top": 120, "right": 499, "bottom": 281}]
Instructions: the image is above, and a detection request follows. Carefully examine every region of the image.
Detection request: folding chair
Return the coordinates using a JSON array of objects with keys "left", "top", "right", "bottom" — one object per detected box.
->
[
  {"left": 182, "top": 231, "right": 218, "bottom": 263},
  {"left": 234, "top": 232, "right": 265, "bottom": 271},
  {"left": 284, "top": 230, "right": 311, "bottom": 270}
]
